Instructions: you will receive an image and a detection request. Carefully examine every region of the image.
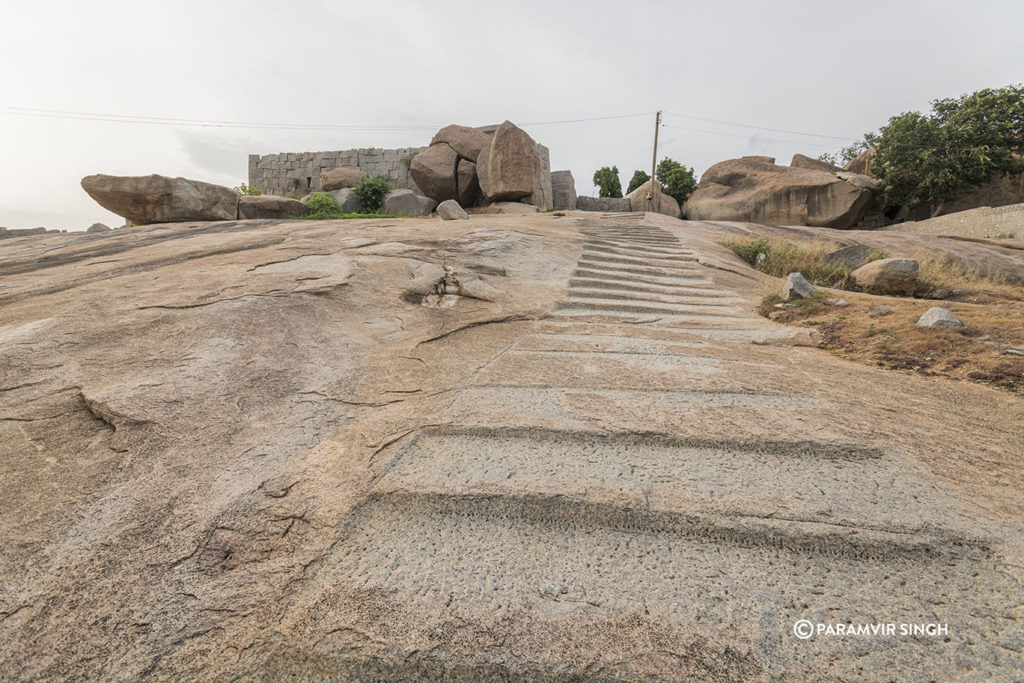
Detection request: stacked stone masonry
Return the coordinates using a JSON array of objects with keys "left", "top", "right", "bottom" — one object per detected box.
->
[{"left": 248, "top": 147, "right": 426, "bottom": 197}]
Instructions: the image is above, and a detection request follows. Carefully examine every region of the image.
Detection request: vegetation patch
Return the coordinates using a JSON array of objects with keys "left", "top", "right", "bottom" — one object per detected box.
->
[
  {"left": 719, "top": 237, "right": 885, "bottom": 289},
  {"left": 353, "top": 174, "right": 391, "bottom": 213},
  {"left": 302, "top": 192, "right": 394, "bottom": 220}
]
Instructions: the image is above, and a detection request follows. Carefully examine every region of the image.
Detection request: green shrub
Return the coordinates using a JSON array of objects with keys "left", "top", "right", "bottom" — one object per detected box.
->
[
  {"left": 593, "top": 166, "right": 623, "bottom": 198},
  {"left": 304, "top": 192, "right": 344, "bottom": 219},
  {"left": 353, "top": 175, "right": 390, "bottom": 213},
  {"left": 233, "top": 183, "right": 262, "bottom": 196},
  {"left": 626, "top": 170, "right": 650, "bottom": 194}
]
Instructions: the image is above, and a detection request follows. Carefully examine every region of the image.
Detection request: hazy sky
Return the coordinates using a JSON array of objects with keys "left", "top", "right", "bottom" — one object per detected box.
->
[{"left": 1, "top": 0, "right": 1022, "bottom": 229}]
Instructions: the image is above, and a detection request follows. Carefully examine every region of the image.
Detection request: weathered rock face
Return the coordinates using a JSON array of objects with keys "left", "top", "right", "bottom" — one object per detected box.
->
[
  {"left": 81, "top": 174, "right": 239, "bottom": 225},
  {"left": 457, "top": 159, "right": 480, "bottom": 208},
  {"left": 430, "top": 125, "right": 490, "bottom": 162},
  {"left": 436, "top": 199, "right": 469, "bottom": 220},
  {"left": 383, "top": 189, "right": 436, "bottom": 217},
  {"left": 625, "top": 180, "right": 681, "bottom": 218},
  {"left": 576, "top": 196, "right": 632, "bottom": 212},
  {"left": 791, "top": 154, "right": 843, "bottom": 173},
  {"left": 320, "top": 167, "right": 367, "bottom": 191},
  {"left": 852, "top": 257, "right": 919, "bottom": 295},
  {"left": 237, "top": 195, "right": 309, "bottom": 219},
  {"left": 524, "top": 144, "right": 553, "bottom": 210},
  {"left": 409, "top": 143, "right": 459, "bottom": 202},
  {"left": 328, "top": 189, "right": 364, "bottom": 214},
  {"left": 844, "top": 148, "right": 876, "bottom": 176},
  {"left": 476, "top": 121, "right": 541, "bottom": 201},
  {"left": 683, "top": 157, "right": 878, "bottom": 229},
  {"left": 551, "top": 170, "right": 577, "bottom": 210}
]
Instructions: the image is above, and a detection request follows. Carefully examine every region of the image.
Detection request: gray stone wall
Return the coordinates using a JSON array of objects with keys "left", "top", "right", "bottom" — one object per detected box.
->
[{"left": 248, "top": 147, "right": 426, "bottom": 197}]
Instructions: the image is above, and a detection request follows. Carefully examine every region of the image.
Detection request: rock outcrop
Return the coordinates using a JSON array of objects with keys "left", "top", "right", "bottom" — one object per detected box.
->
[
  {"left": 320, "top": 167, "right": 367, "bottom": 191},
  {"left": 476, "top": 121, "right": 541, "bottom": 201},
  {"left": 81, "top": 174, "right": 239, "bottom": 225},
  {"left": 430, "top": 125, "right": 490, "bottom": 162},
  {"left": 409, "top": 143, "right": 459, "bottom": 202},
  {"left": 383, "top": 189, "right": 436, "bottom": 217},
  {"left": 683, "top": 157, "right": 879, "bottom": 229},
  {"left": 237, "top": 195, "right": 309, "bottom": 219},
  {"left": 625, "top": 179, "right": 681, "bottom": 218},
  {"left": 551, "top": 170, "right": 577, "bottom": 210},
  {"left": 851, "top": 257, "right": 919, "bottom": 295},
  {"left": 844, "top": 148, "right": 876, "bottom": 176}
]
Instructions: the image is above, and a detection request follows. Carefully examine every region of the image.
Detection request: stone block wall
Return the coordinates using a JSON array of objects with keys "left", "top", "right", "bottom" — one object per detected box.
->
[{"left": 248, "top": 147, "right": 426, "bottom": 197}]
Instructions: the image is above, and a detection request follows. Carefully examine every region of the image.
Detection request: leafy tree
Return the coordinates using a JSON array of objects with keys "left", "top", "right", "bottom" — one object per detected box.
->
[
  {"left": 655, "top": 157, "right": 698, "bottom": 206},
  {"left": 353, "top": 174, "right": 390, "bottom": 213},
  {"left": 837, "top": 84, "right": 1024, "bottom": 211},
  {"left": 593, "top": 166, "right": 623, "bottom": 198},
  {"left": 233, "top": 183, "right": 262, "bottom": 196},
  {"left": 626, "top": 170, "right": 650, "bottom": 194}
]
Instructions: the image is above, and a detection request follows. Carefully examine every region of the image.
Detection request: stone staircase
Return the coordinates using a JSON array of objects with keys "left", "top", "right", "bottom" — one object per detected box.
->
[{"left": 307, "top": 219, "right": 1020, "bottom": 679}]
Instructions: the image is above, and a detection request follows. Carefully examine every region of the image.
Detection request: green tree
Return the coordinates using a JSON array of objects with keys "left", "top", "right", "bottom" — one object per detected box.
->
[
  {"left": 655, "top": 157, "right": 698, "bottom": 206},
  {"left": 593, "top": 166, "right": 623, "bottom": 198},
  {"left": 626, "top": 170, "right": 650, "bottom": 194},
  {"left": 353, "top": 174, "right": 390, "bottom": 213},
  {"left": 841, "top": 84, "right": 1024, "bottom": 211}
]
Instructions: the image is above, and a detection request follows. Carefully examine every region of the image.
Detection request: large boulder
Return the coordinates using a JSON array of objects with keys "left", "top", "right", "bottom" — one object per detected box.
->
[
  {"left": 524, "top": 144, "right": 553, "bottom": 210},
  {"left": 682, "top": 157, "right": 878, "bottom": 229},
  {"left": 551, "top": 170, "right": 577, "bottom": 210},
  {"left": 81, "top": 174, "right": 238, "bottom": 225},
  {"left": 320, "top": 168, "right": 367, "bottom": 191},
  {"left": 576, "top": 196, "right": 632, "bottom": 212},
  {"left": 430, "top": 125, "right": 490, "bottom": 162},
  {"left": 844, "top": 148, "right": 876, "bottom": 176},
  {"left": 476, "top": 121, "right": 541, "bottom": 201},
  {"left": 457, "top": 159, "right": 480, "bottom": 207},
  {"left": 851, "top": 258, "right": 919, "bottom": 295},
  {"left": 384, "top": 189, "right": 436, "bottom": 217},
  {"left": 238, "top": 195, "right": 309, "bottom": 219},
  {"left": 409, "top": 143, "right": 459, "bottom": 202},
  {"left": 625, "top": 180, "right": 680, "bottom": 218},
  {"left": 791, "top": 154, "right": 843, "bottom": 173}
]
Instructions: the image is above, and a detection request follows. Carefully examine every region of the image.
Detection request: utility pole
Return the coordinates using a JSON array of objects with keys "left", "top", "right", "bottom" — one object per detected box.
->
[{"left": 649, "top": 111, "right": 661, "bottom": 213}]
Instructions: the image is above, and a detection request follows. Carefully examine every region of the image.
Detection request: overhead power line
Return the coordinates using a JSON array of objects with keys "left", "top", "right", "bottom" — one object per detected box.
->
[{"left": 663, "top": 110, "right": 858, "bottom": 142}]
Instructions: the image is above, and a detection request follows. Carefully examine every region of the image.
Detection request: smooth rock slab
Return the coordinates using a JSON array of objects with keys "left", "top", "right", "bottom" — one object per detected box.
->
[{"left": 916, "top": 307, "right": 963, "bottom": 329}]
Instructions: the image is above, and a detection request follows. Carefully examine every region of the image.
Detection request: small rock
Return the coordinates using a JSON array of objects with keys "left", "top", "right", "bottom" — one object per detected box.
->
[
  {"left": 915, "top": 307, "right": 963, "bottom": 329},
  {"left": 780, "top": 272, "right": 816, "bottom": 300},
  {"left": 927, "top": 288, "right": 951, "bottom": 300},
  {"left": 825, "top": 298, "right": 849, "bottom": 307},
  {"left": 868, "top": 306, "right": 891, "bottom": 317},
  {"left": 437, "top": 199, "right": 469, "bottom": 220},
  {"left": 1002, "top": 348, "right": 1024, "bottom": 356},
  {"left": 774, "top": 303, "right": 797, "bottom": 309}
]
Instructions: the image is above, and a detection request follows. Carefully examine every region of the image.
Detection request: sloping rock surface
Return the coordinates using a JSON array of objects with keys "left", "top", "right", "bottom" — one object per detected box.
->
[{"left": 0, "top": 214, "right": 1021, "bottom": 680}]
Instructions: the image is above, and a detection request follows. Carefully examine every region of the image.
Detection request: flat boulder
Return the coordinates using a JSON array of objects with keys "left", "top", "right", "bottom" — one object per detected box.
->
[
  {"left": 384, "top": 189, "right": 436, "bottom": 217},
  {"left": 625, "top": 180, "right": 680, "bottom": 218},
  {"left": 437, "top": 199, "right": 469, "bottom": 220},
  {"left": 551, "top": 170, "right": 577, "bottom": 210},
  {"left": 320, "top": 167, "right": 367, "bottom": 191},
  {"left": 81, "top": 174, "right": 238, "bottom": 225},
  {"left": 409, "top": 143, "right": 458, "bottom": 202},
  {"left": 238, "top": 195, "right": 309, "bottom": 219},
  {"left": 852, "top": 258, "right": 919, "bottom": 295},
  {"left": 576, "top": 196, "right": 632, "bottom": 212},
  {"left": 430, "top": 125, "right": 490, "bottom": 162},
  {"left": 916, "top": 307, "right": 963, "bottom": 329},
  {"left": 476, "top": 121, "right": 541, "bottom": 201},
  {"left": 682, "top": 157, "right": 877, "bottom": 229}
]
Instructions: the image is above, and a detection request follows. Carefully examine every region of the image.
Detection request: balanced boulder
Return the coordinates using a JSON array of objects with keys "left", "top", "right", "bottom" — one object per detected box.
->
[
  {"left": 625, "top": 180, "right": 681, "bottom": 218},
  {"left": 81, "top": 174, "right": 238, "bottom": 225},
  {"left": 476, "top": 121, "right": 541, "bottom": 201},
  {"left": 384, "top": 189, "right": 436, "bottom": 217},
  {"left": 409, "top": 143, "right": 459, "bottom": 202},
  {"left": 238, "top": 195, "right": 309, "bottom": 219},
  {"left": 430, "top": 125, "right": 490, "bottom": 162},
  {"left": 437, "top": 199, "right": 469, "bottom": 220},
  {"left": 683, "top": 157, "right": 877, "bottom": 229},
  {"left": 320, "top": 167, "right": 367, "bottom": 191},
  {"left": 551, "top": 170, "right": 577, "bottom": 210},
  {"left": 851, "top": 258, "right": 919, "bottom": 295}
]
